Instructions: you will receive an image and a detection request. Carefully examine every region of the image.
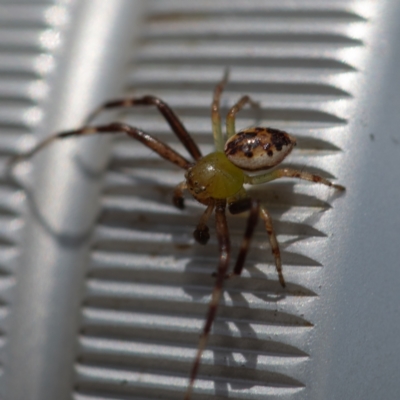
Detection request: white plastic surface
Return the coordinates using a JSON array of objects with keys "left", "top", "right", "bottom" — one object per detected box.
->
[{"left": 0, "top": 1, "right": 399, "bottom": 400}]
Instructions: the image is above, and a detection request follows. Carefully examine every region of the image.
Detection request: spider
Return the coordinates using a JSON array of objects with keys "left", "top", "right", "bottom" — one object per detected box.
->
[{"left": 10, "top": 71, "right": 344, "bottom": 399}]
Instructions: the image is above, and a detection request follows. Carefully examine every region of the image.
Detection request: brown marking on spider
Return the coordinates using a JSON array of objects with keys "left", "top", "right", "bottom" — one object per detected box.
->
[
  {"left": 225, "top": 127, "right": 297, "bottom": 171},
  {"left": 8, "top": 70, "right": 345, "bottom": 400}
]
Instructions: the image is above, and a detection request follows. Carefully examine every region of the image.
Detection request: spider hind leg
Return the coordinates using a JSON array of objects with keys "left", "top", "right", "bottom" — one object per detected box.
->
[
  {"left": 259, "top": 205, "right": 285, "bottom": 287},
  {"left": 184, "top": 198, "right": 260, "bottom": 399},
  {"left": 228, "top": 198, "right": 260, "bottom": 277}
]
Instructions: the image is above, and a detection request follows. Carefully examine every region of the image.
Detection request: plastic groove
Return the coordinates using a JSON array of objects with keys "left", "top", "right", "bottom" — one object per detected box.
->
[
  {"left": 76, "top": 362, "right": 306, "bottom": 392},
  {"left": 81, "top": 307, "right": 312, "bottom": 339},
  {"left": 147, "top": 11, "right": 365, "bottom": 22},
  {"left": 108, "top": 104, "right": 346, "bottom": 124},
  {"left": 87, "top": 250, "right": 324, "bottom": 284},
  {"left": 137, "top": 43, "right": 361, "bottom": 63},
  {"left": 79, "top": 325, "right": 310, "bottom": 361},
  {"left": 84, "top": 278, "right": 316, "bottom": 314},
  {"left": 92, "top": 224, "right": 327, "bottom": 262},
  {"left": 130, "top": 82, "right": 352, "bottom": 99},
  {"left": 0, "top": 54, "right": 52, "bottom": 79},
  {"left": 136, "top": 55, "right": 357, "bottom": 72},
  {"left": 140, "top": 36, "right": 363, "bottom": 49},
  {"left": 0, "top": 28, "right": 55, "bottom": 51},
  {"left": 97, "top": 201, "right": 329, "bottom": 235},
  {"left": 0, "top": 4, "right": 52, "bottom": 27},
  {"left": 74, "top": 394, "right": 151, "bottom": 400},
  {"left": 147, "top": 1, "right": 367, "bottom": 18},
  {"left": 78, "top": 335, "right": 309, "bottom": 364},
  {"left": 75, "top": 364, "right": 304, "bottom": 400},
  {"left": 0, "top": 77, "right": 48, "bottom": 103}
]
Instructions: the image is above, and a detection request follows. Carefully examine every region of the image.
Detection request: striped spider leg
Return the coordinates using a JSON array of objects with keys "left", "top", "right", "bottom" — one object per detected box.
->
[{"left": 8, "top": 71, "right": 344, "bottom": 400}]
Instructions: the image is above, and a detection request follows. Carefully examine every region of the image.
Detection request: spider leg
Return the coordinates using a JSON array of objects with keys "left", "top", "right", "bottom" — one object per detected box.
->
[
  {"left": 259, "top": 206, "right": 285, "bottom": 287},
  {"left": 228, "top": 198, "right": 260, "bottom": 277},
  {"left": 211, "top": 70, "right": 229, "bottom": 151},
  {"left": 226, "top": 95, "right": 260, "bottom": 139},
  {"left": 7, "top": 134, "right": 64, "bottom": 167},
  {"left": 193, "top": 202, "right": 215, "bottom": 245},
  {"left": 85, "top": 96, "right": 202, "bottom": 161},
  {"left": 10, "top": 123, "right": 193, "bottom": 170},
  {"left": 172, "top": 181, "right": 187, "bottom": 209},
  {"left": 184, "top": 199, "right": 230, "bottom": 400},
  {"left": 246, "top": 167, "right": 345, "bottom": 191}
]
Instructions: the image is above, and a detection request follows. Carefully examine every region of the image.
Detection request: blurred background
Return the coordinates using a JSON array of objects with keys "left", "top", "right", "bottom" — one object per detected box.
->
[{"left": 0, "top": 1, "right": 399, "bottom": 399}]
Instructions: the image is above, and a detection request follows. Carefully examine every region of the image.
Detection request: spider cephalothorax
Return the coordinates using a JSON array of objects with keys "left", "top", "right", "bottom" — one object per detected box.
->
[{"left": 10, "top": 71, "right": 344, "bottom": 400}]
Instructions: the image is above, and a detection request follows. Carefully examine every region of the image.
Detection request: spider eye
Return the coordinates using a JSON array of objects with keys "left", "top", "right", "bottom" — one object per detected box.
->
[{"left": 224, "top": 127, "right": 296, "bottom": 171}]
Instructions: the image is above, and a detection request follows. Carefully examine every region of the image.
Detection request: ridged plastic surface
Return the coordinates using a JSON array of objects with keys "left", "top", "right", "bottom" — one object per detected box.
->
[
  {"left": 2, "top": 1, "right": 141, "bottom": 400},
  {"left": 2, "top": 1, "right": 400, "bottom": 400},
  {"left": 0, "top": 2, "right": 56, "bottom": 398},
  {"left": 76, "top": 1, "right": 375, "bottom": 400}
]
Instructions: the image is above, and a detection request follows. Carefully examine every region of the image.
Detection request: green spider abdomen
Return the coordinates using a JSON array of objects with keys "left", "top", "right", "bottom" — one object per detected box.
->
[{"left": 185, "top": 152, "right": 245, "bottom": 204}]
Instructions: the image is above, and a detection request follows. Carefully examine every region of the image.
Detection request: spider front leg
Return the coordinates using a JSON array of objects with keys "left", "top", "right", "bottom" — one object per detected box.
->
[
  {"left": 211, "top": 69, "right": 229, "bottom": 151},
  {"left": 211, "top": 71, "right": 260, "bottom": 148},
  {"left": 10, "top": 122, "right": 193, "bottom": 171},
  {"left": 85, "top": 95, "right": 202, "bottom": 161}
]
